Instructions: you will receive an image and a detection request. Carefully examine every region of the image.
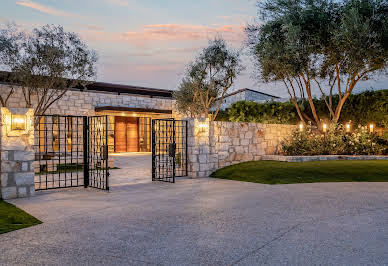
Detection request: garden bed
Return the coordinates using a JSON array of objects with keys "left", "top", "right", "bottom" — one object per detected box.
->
[{"left": 261, "top": 155, "right": 388, "bottom": 162}]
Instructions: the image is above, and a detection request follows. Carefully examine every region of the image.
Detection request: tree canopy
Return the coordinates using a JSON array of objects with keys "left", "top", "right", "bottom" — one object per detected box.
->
[
  {"left": 0, "top": 24, "right": 97, "bottom": 125},
  {"left": 174, "top": 38, "right": 242, "bottom": 120},
  {"left": 247, "top": 0, "right": 388, "bottom": 127}
]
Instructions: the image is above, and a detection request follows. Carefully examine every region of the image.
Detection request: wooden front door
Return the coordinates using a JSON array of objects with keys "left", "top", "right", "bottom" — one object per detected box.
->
[{"left": 114, "top": 116, "right": 139, "bottom": 152}]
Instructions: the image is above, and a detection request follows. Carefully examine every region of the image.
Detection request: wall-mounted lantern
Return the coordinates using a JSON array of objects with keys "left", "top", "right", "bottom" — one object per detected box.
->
[
  {"left": 197, "top": 122, "right": 208, "bottom": 134},
  {"left": 11, "top": 114, "right": 27, "bottom": 131}
]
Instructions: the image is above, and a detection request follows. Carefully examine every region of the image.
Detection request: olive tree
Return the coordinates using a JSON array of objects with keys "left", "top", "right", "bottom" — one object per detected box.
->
[
  {"left": 0, "top": 24, "right": 97, "bottom": 126},
  {"left": 247, "top": 0, "right": 388, "bottom": 126},
  {"left": 0, "top": 24, "right": 23, "bottom": 106},
  {"left": 174, "top": 38, "right": 242, "bottom": 120}
]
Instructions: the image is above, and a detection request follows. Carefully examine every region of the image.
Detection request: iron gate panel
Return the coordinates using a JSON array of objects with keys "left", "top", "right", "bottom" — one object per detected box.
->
[
  {"left": 152, "top": 119, "right": 187, "bottom": 182},
  {"left": 34, "top": 115, "right": 109, "bottom": 191},
  {"left": 87, "top": 116, "right": 109, "bottom": 190}
]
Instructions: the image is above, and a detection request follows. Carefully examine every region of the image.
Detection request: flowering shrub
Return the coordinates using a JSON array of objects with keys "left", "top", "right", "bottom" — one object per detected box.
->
[{"left": 281, "top": 124, "right": 387, "bottom": 155}]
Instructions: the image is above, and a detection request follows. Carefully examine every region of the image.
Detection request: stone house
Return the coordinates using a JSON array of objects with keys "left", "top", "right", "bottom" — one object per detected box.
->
[
  {"left": 219, "top": 88, "right": 288, "bottom": 110},
  {"left": 0, "top": 75, "right": 174, "bottom": 154}
]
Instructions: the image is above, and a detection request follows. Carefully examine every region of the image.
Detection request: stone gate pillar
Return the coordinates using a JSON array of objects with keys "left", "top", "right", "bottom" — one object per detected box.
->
[
  {"left": 0, "top": 107, "right": 35, "bottom": 199},
  {"left": 187, "top": 119, "right": 216, "bottom": 178}
]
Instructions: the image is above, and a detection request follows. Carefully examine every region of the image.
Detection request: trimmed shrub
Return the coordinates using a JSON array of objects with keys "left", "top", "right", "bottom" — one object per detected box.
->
[{"left": 281, "top": 124, "right": 387, "bottom": 155}]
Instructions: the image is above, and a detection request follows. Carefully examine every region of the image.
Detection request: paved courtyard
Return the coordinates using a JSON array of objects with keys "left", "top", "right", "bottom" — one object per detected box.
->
[
  {"left": 109, "top": 152, "right": 152, "bottom": 187},
  {"left": 1, "top": 155, "right": 388, "bottom": 265}
]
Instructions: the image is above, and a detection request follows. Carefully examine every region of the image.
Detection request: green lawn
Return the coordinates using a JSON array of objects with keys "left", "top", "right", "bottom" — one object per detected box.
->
[
  {"left": 0, "top": 201, "right": 41, "bottom": 234},
  {"left": 210, "top": 160, "right": 388, "bottom": 184}
]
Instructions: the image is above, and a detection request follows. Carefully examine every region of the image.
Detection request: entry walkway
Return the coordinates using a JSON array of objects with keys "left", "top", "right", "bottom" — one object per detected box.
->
[{"left": 109, "top": 152, "right": 152, "bottom": 187}]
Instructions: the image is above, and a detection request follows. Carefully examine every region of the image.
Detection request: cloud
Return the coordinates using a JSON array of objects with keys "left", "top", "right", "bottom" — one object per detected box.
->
[
  {"left": 80, "top": 23, "right": 245, "bottom": 49},
  {"left": 106, "top": 0, "right": 129, "bottom": 6},
  {"left": 120, "top": 24, "right": 245, "bottom": 45},
  {"left": 16, "top": 0, "right": 76, "bottom": 17},
  {"left": 85, "top": 25, "right": 104, "bottom": 31}
]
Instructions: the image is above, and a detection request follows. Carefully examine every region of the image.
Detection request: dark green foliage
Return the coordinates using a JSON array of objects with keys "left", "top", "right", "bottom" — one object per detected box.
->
[
  {"left": 247, "top": 0, "right": 388, "bottom": 124},
  {"left": 0, "top": 201, "right": 41, "bottom": 234},
  {"left": 227, "top": 100, "right": 298, "bottom": 124},
  {"left": 219, "top": 89, "right": 388, "bottom": 127},
  {"left": 210, "top": 160, "right": 388, "bottom": 184}
]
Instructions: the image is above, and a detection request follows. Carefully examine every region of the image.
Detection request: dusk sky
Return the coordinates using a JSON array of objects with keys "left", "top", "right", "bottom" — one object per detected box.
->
[{"left": 1, "top": 0, "right": 387, "bottom": 97}]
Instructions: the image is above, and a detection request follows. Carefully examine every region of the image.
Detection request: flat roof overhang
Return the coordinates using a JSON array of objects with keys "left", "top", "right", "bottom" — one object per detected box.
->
[{"left": 95, "top": 106, "right": 172, "bottom": 114}]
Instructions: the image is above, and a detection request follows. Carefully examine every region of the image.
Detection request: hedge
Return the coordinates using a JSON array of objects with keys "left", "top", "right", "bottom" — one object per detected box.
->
[{"left": 218, "top": 89, "right": 388, "bottom": 127}]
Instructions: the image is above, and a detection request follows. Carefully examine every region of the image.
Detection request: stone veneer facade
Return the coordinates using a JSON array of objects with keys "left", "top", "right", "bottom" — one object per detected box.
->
[
  {"left": 0, "top": 108, "right": 35, "bottom": 199},
  {"left": 0, "top": 84, "right": 172, "bottom": 116},
  {"left": 187, "top": 120, "right": 295, "bottom": 178}
]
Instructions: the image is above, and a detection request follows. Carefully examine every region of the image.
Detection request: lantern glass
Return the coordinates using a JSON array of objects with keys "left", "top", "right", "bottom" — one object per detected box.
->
[
  {"left": 11, "top": 114, "right": 27, "bottom": 130},
  {"left": 299, "top": 123, "right": 304, "bottom": 131},
  {"left": 369, "top": 124, "right": 374, "bottom": 133}
]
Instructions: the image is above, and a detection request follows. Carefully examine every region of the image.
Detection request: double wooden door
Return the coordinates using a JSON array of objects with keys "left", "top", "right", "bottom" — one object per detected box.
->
[{"left": 114, "top": 116, "right": 139, "bottom": 152}]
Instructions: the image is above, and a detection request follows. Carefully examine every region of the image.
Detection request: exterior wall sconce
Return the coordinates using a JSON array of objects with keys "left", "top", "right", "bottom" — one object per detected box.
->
[
  {"left": 197, "top": 123, "right": 207, "bottom": 133},
  {"left": 369, "top": 123, "right": 374, "bottom": 133},
  {"left": 11, "top": 114, "right": 27, "bottom": 131},
  {"left": 322, "top": 123, "right": 327, "bottom": 133}
]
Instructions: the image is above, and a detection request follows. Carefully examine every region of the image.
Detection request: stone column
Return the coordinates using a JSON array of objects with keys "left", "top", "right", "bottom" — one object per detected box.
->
[
  {"left": 187, "top": 119, "right": 216, "bottom": 178},
  {"left": 0, "top": 108, "right": 35, "bottom": 199}
]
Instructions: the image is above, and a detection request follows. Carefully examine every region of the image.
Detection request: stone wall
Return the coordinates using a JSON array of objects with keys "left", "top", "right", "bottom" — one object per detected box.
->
[
  {"left": 210, "top": 122, "right": 296, "bottom": 169},
  {"left": 187, "top": 119, "right": 295, "bottom": 178},
  {"left": 0, "top": 108, "right": 35, "bottom": 199},
  {"left": 0, "top": 84, "right": 173, "bottom": 116}
]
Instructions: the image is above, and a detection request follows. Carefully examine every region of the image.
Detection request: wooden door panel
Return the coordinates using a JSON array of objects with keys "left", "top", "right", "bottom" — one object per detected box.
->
[
  {"left": 115, "top": 117, "right": 127, "bottom": 152},
  {"left": 127, "top": 117, "right": 139, "bottom": 152}
]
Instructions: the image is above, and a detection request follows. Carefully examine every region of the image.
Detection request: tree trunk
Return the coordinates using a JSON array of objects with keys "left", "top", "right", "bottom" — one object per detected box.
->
[
  {"left": 290, "top": 98, "right": 306, "bottom": 123},
  {"left": 302, "top": 74, "right": 320, "bottom": 125}
]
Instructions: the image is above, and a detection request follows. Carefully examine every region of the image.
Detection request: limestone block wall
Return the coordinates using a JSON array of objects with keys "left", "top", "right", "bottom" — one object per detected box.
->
[
  {"left": 0, "top": 85, "right": 173, "bottom": 116},
  {"left": 210, "top": 122, "right": 296, "bottom": 169},
  {"left": 187, "top": 119, "right": 296, "bottom": 178},
  {"left": 0, "top": 108, "right": 35, "bottom": 199}
]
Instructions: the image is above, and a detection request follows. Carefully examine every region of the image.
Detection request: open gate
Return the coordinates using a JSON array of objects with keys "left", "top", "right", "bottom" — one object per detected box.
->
[
  {"left": 34, "top": 115, "right": 109, "bottom": 191},
  {"left": 152, "top": 119, "right": 188, "bottom": 183}
]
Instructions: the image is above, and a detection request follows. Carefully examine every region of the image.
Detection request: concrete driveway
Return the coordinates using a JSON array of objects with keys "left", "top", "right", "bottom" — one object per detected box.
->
[
  {"left": 1, "top": 179, "right": 388, "bottom": 265},
  {"left": 109, "top": 152, "right": 152, "bottom": 186}
]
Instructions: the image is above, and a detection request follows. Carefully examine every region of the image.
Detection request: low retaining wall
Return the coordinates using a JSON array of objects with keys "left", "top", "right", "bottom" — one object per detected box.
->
[
  {"left": 210, "top": 122, "right": 295, "bottom": 169},
  {"left": 261, "top": 155, "right": 388, "bottom": 162},
  {"left": 187, "top": 119, "right": 296, "bottom": 178}
]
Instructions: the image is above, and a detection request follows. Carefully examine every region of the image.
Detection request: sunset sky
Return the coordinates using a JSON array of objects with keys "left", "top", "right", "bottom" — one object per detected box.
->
[{"left": 1, "top": 0, "right": 387, "bottom": 97}]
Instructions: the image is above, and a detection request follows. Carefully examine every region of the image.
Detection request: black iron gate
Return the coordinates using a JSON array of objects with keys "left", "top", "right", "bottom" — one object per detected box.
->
[
  {"left": 34, "top": 115, "right": 109, "bottom": 191},
  {"left": 152, "top": 119, "right": 188, "bottom": 183}
]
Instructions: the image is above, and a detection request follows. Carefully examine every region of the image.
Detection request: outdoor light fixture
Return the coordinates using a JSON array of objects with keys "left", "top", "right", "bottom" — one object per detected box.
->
[
  {"left": 197, "top": 123, "right": 207, "bottom": 133},
  {"left": 345, "top": 123, "right": 351, "bottom": 133},
  {"left": 11, "top": 114, "right": 27, "bottom": 130},
  {"left": 322, "top": 123, "right": 327, "bottom": 133},
  {"left": 299, "top": 123, "right": 304, "bottom": 132},
  {"left": 369, "top": 123, "right": 374, "bottom": 133}
]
